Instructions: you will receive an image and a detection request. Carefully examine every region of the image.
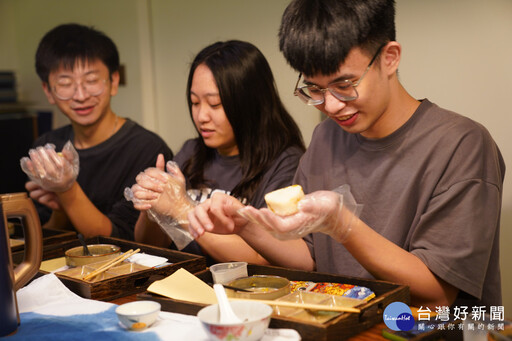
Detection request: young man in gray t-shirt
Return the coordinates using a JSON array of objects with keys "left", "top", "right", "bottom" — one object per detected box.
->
[{"left": 187, "top": 0, "right": 504, "bottom": 310}]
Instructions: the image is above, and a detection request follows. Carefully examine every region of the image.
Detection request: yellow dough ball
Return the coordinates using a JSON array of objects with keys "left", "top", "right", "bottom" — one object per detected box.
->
[{"left": 264, "top": 185, "right": 305, "bottom": 216}]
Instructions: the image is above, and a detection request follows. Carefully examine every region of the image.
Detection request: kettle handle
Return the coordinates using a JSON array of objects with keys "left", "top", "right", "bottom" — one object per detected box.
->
[{"left": 2, "top": 193, "right": 43, "bottom": 291}]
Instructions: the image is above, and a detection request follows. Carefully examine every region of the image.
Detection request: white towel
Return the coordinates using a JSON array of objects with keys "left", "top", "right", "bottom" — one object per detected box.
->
[{"left": 15, "top": 274, "right": 301, "bottom": 341}]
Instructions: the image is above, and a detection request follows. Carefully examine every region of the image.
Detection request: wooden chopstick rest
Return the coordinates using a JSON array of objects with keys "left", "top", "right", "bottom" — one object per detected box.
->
[{"left": 83, "top": 248, "right": 140, "bottom": 281}]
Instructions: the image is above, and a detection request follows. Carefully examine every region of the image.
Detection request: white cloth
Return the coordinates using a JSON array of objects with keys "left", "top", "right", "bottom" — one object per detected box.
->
[{"left": 16, "top": 274, "right": 301, "bottom": 341}]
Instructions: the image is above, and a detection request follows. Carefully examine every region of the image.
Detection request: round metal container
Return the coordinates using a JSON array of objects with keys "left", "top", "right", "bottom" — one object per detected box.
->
[
  {"left": 226, "top": 275, "right": 290, "bottom": 300},
  {"left": 65, "top": 244, "right": 121, "bottom": 267}
]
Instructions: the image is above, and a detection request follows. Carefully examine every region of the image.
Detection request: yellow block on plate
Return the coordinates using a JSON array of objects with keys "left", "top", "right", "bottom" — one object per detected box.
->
[
  {"left": 40, "top": 257, "right": 67, "bottom": 272},
  {"left": 147, "top": 268, "right": 217, "bottom": 305}
]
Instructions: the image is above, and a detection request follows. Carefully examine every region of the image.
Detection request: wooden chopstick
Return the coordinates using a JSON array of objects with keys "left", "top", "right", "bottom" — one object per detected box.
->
[
  {"left": 229, "top": 297, "right": 361, "bottom": 313},
  {"left": 82, "top": 248, "right": 140, "bottom": 281},
  {"left": 85, "top": 249, "right": 135, "bottom": 277}
]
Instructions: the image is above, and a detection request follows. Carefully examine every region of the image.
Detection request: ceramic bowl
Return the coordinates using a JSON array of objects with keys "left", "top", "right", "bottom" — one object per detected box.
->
[
  {"left": 226, "top": 275, "right": 290, "bottom": 300},
  {"left": 116, "top": 301, "right": 161, "bottom": 331},
  {"left": 65, "top": 244, "right": 121, "bottom": 267},
  {"left": 197, "top": 300, "right": 272, "bottom": 341},
  {"left": 209, "top": 262, "right": 248, "bottom": 285}
]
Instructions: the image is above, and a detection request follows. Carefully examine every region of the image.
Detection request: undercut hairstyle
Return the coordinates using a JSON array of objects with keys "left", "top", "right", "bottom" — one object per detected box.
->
[
  {"left": 35, "top": 23, "right": 120, "bottom": 83},
  {"left": 279, "top": 0, "right": 396, "bottom": 77},
  {"left": 184, "top": 40, "right": 305, "bottom": 203}
]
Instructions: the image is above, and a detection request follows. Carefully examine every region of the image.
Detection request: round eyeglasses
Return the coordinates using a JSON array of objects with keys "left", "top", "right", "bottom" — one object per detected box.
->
[
  {"left": 293, "top": 45, "right": 384, "bottom": 105},
  {"left": 52, "top": 77, "right": 107, "bottom": 100}
]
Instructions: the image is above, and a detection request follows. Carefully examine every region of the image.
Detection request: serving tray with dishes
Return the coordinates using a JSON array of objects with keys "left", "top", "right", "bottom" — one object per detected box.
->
[
  {"left": 12, "top": 236, "right": 206, "bottom": 301},
  {"left": 137, "top": 263, "right": 409, "bottom": 341}
]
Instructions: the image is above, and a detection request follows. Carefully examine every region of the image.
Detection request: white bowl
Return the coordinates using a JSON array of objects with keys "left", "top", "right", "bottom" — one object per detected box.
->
[
  {"left": 197, "top": 300, "right": 272, "bottom": 341},
  {"left": 116, "top": 301, "right": 161, "bottom": 331}
]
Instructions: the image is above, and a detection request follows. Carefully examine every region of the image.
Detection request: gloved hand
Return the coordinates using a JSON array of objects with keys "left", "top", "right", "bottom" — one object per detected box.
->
[
  {"left": 20, "top": 140, "right": 79, "bottom": 193},
  {"left": 238, "top": 185, "right": 362, "bottom": 243},
  {"left": 125, "top": 161, "right": 196, "bottom": 221},
  {"left": 124, "top": 161, "right": 197, "bottom": 250}
]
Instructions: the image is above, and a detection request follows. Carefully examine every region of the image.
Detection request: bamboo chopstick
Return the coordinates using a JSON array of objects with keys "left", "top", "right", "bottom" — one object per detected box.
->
[
  {"left": 82, "top": 248, "right": 140, "bottom": 281},
  {"left": 88, "top": 248, "right": 135, "bottom": 275},
  {"left": 229, "top": 297, "right": 361, "bottom": 313}
]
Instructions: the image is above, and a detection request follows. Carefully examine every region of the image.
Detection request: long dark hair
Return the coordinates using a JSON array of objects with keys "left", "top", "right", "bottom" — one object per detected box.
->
[{"left": 184, "top": 40, "right": 305, "bottom": 202}]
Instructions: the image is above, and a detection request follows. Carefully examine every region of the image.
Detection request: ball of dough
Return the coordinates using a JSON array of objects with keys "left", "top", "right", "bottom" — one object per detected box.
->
[{"left": 264, "top": 185, "right": 305, "bottom": 216}]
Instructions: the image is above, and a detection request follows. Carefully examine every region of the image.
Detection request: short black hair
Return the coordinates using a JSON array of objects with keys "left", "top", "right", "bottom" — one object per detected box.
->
[
  {"left": 279, "top": 0, "right": 396, "bottom": 77},
  {"left": 35, "top": 23, "right": 120, "bottom": 83}
]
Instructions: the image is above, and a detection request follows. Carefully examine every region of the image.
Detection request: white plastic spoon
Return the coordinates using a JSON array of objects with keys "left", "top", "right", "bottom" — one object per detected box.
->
[{"left": 213, "top": 283, "right": 242, "bottom": 324}]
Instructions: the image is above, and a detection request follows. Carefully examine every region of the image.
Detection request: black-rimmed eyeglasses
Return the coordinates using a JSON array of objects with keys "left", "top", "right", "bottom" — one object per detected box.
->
[{"left": 293, "top": 44, "right": 385, "bottom": 105}]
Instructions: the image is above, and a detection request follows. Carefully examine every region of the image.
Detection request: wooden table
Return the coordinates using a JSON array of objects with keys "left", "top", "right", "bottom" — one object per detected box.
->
[{"left": 109, "top": 294, "right": 389, "bottom": 340}]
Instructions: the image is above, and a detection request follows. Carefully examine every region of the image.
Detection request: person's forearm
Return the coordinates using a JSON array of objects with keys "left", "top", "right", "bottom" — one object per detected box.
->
[
  {"left": 342, "top": 219, "right": 458, "bottom": 308},
  {"left": 43, "top": 209, "right": 73, "bottom": 230},
  {"left": 56, "top": 182, "right": 112, "bottom": 238},
  {"left": 195, "top": 233, "right": 270, "bottom": 265},
  {"left": 238, "top": 223, "right": 315, "bottom": 271},
  {"left": 175, "top": 209, "right": 269, "bottom": 263},
  {"left": 134, "top": 211, "right": 171, "bottom": 247}
]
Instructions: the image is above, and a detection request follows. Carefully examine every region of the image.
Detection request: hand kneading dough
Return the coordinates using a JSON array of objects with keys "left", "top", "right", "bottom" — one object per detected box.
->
[{"left": 264, "top": 185, "right": 305, "bottom": 216}]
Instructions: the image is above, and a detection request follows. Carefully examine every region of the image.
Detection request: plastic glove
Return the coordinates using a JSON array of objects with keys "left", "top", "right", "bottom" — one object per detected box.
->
[
  {"left": 238, "top": 185, "right": 362, "bottom": 243},
  {"left": 124, "top": 161, "right": 196, "bottom": 250},
  {"left": 20, "top": 140, "right": 79, "bottom": 193}
]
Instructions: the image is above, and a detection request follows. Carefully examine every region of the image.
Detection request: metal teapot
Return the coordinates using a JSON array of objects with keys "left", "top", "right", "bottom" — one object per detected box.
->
[{"left": 0, "top": 193, "right": 42, "bottom": 336}]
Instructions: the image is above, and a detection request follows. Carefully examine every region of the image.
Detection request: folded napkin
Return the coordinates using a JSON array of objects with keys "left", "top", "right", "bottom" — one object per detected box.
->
[
  {"left": 13, "top": 274, "right": 301, "bottom": 341},
  {"left": 127, "top": 253, "right": 169, "bottom": 268}
]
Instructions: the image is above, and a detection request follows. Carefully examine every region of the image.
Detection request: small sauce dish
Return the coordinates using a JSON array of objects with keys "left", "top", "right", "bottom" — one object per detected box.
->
[{"left": 116, "top": 300, "right": 161, "bottom": 331}]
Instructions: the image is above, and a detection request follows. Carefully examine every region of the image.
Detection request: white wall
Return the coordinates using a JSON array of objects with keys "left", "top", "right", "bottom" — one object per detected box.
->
[
  {"left": 148, "top": 0, "right": 320, "bottom": 151},
  {"left": 2, "top": 0, "right": 144, "bottom": 128},
  {"left": 1, "top": 0, "right": 510, "bottom": 314},
  {"left": 0, "top": 1, "right": 18, "bottom": 70}
]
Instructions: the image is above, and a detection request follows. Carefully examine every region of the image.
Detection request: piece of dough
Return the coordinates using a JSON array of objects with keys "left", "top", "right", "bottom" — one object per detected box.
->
[{"left": 264, "top": 185, "right": 305, "bottom": 216}]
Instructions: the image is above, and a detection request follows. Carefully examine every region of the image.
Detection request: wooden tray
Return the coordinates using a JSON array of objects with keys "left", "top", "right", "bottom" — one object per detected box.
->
[
  {"left": 9, "top": 223, "right": 76, "bottom": 253},
  {"left": 137, "top": 263, "right": 409, "bottom": 341},
  {"left": 15, "top": 236, "right": 206, "bottom": 301}
]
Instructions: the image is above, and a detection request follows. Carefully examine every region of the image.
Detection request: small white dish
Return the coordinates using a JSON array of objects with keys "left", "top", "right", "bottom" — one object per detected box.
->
[{"left": 116, "top": 300, "right": 161, "bottom": 331}]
